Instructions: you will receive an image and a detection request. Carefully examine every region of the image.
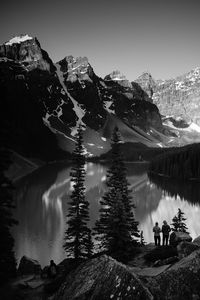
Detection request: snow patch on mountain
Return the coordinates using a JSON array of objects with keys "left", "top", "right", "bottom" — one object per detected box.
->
[
  {"left": 163, "top": 118, "right": 200, "bottom": 133},
  {"left": 43, "top": 112, "right": 52, "bottom": 128},
  {"left": 104, "top": 101, "right": 114, "bottom": 114},
  {"left": 189, "top": 122, "right": 200, "bottom": 133},
  {"left": 5, "top": 34, "right": 33, "bottom": 45}
]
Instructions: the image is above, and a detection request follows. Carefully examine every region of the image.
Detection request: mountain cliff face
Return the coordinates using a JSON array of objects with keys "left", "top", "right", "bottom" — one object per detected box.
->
[
  {"left": 0, "top": 35, "right": 168, "bottom": 157},
  {"left": 152, "top": 67, "right": 200, "bottom": 126},
  {"left": 133, "top": 72, "right": 156, "bottom": 100},
  {"left": 134, "top": 70, "right": 200, "bottom": 146},
  {"left": 0, "top": 35, "right": 54, "bottom": 72}
]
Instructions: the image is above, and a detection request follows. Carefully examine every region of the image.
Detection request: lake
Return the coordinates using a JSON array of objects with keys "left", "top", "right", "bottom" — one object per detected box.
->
[{"left": 12, "top": 162, "right": 200, "bottom": 267}]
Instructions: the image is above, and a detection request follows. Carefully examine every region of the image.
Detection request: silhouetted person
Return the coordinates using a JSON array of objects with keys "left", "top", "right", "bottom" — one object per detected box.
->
[
  {"left": 153, "top": 222, "right": 161, "bottom": 246},
  {"left": 48, "top": 259, "right": 57, "bottom": 279},
  {"left": 162, "top": 220, "right": 171, "bottom": 246}
]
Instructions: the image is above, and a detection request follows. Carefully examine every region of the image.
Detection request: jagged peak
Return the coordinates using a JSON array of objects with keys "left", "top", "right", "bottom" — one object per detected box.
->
[
  {"left": 62, "top": 55, "right": 89, "bottom": 67},
  {"left": 104, "top": 70, "right": 128, "bottom": 81},
  {"left": 135, "top": 71, "right": 154, "bottom": 81},
  {"left": 4, "top": 34, "right": 33, "bottom": 46}
]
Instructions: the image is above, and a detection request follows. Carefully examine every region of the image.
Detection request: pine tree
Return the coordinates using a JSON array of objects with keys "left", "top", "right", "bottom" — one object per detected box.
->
[
  {"left": 171, "top": 208, "right": 189, "bottom": 233},
  {"left": 94, "top": 127, "right": 139, "bottom": 260},
  {"left": 63, "top": 125, "right": 90, "bottom": 259}
]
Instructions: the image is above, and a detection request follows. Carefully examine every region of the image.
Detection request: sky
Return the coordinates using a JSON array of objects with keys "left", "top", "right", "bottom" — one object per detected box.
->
[{"left": 1, "top": 0, "right": 200, "bottom": 81}]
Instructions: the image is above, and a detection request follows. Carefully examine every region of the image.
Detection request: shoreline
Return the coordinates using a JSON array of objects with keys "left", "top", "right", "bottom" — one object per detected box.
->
[{"left": 148, "top": 170, "right": 200, "bottom": 182}]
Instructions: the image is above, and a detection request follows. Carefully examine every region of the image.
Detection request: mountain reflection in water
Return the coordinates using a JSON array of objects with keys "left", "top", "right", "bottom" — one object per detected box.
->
[{"left": 13, "top": 162, "right": 200, "bottom": 266}]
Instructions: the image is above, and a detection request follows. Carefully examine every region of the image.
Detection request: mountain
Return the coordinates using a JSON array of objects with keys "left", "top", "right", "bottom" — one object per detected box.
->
[
  {"left": 134, "top": 72, "right": 156, "bottom": 100},
  {"left": 153, "top": 67, "right": 200, "bottom": 125},
  {"left": 0, "top": 35, "right": 66, "bottom": 160},
  {"left": 134, "top": 70, "right": 200, "bottom": 146},
  {"left": 0, "top": 35, "right": 170, "bottom": 158}
]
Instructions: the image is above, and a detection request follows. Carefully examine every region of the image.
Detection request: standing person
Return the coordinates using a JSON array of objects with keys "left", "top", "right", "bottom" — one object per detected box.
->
[
  {"left": 153, "top": 222, "right": 161, "bottom": 246},
  {"left": 48, "top": 260, "right": 58, "bottom": 279},
  {"left": 162, "top": 220, "right": 171, "bottom": 246}
]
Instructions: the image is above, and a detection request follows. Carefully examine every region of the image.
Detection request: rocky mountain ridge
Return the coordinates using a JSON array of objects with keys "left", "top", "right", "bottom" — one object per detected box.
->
[
  {"left": 135, "top": 68, "right": 200, "bottom": 124},
  {"left": 1, "top": 34, "right": 200, "bottom": 158},
  {"left": 0, "top": 35, "right": 169, "bottom": 158},
  {"left": 134, "top": 69, "right": 200, "bottom": 145},
  {"left": 153, "top": 67, "right": 200, "bottom": 125}
]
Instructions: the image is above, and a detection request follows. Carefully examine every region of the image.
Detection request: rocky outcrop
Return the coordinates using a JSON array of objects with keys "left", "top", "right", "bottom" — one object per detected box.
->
[
  {"left": 148, "top": 249, "right": 200, "bottom": 300},
  {"left": 153, "top": 256, "right": 179, "bottom": 267},
  {"left": 134, "top": 72, "right": 156, "bottom": 99},
  {"left": 18, "top": 256, "right": 41, "bottom": 275},
  {"left": 193, "top": 236, "right": 200, "bottom": 246},
  {"left": 53, "top": 255, "right": 153, "bottom": 300},
  {"left": 0, "top": 35, "right": 54, "bottom": 72},
  {"left": 177, "top": 241, "right": 200, "bottom": 259},
  {"left": 169, "top": 231, "right": 192, "bottom": 247},
  {"left": 105, "top": 70, "right": 132, "bottom": 88}
]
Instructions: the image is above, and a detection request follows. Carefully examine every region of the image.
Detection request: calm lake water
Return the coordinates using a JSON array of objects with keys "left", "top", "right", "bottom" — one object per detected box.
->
[{"left": 12, "top": 162, "right": 200, "bottom": 267}]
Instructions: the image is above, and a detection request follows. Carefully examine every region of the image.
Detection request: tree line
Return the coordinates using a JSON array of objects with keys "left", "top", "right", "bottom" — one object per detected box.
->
[{"left": 149, "top": 143, "right": 200, "bottom": 180}]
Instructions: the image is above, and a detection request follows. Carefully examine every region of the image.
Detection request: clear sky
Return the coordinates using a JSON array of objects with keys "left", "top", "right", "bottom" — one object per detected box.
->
[{"left": 1, "top": 0, "right": 200, "bottom": 81}]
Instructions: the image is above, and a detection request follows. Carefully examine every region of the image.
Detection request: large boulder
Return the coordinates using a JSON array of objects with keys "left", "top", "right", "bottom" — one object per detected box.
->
[
  {"left": 53, "top": 255, "right": 153, "bottom": 300},
  {"left": 193, "top": 236, "right": 200, "bottom": 246},
  {"left": 177, "top": 241, "right": 200, "bottom": 259},
  {"left": 169, "top": 231, "right": 192, "bottom": 247},
  {"left": 18, "top": 256, "right": 41, "bottom": 275},
  {"left": 148, "top": 249, "right": 200, "bottom": 300}
]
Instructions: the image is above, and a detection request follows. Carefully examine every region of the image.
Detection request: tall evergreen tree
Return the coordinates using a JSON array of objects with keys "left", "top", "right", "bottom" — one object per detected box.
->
[
  {"left": 94, "top": 127, "right": 139, "bottom": 260},
  {"left": 63, "top": 125, "right": 90, "bottom": 259},
  {"left": 171, "top": 208, "right": 189, "bottom": 233}
]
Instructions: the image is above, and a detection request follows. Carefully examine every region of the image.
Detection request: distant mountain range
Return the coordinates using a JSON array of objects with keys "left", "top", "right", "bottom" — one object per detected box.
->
[{"left": 1, "top": 34, "right": 200, "bottom": 159}]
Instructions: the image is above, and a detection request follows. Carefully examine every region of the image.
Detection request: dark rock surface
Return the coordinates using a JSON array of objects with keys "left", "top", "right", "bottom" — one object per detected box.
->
[
  {"left": 0, "top": 35, "right": 55, "bottom": 72},
  {"left": 148, "top": 249, "right": 200, "bottom": 300},
  {"left": 193, "top": 235, "right": 200, "bottom": 246},
  {"left": 169, "top": 231, "right": 192, "bottom": 247},
  {"left": 53, "top": 255, "right": 153, "bottom": 300},
  {"left": 133, "top": 72, "right": 156, "bottom": 99},
  {"left": 153, "top": 256, "right": 179, "bottom": 267},
  {"left": 177, "top": 241, "right": 200, "bottom": 259},
  {"left": 18, "top": 256, "right": 41, "bottom": 275}
]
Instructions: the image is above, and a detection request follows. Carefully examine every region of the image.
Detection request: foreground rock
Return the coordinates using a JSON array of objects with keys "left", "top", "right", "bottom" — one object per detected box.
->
[
  {"left": 148, "top": 249, "right": 200, "bottom": 300},
  {"left": 53, "top": 255, "right": 153, "bottom": 300},
  {"left": 18, "top": 256, "right": 41, "bottom": 275},
  {"left": 193, "top": 235, "right": 200, "bottom": 246},
  {"left": 169, "top": 231, "right": 192, "bottom": 247},
  {"left": 177, "top": 241, "right": 200, "bottom": 259}
]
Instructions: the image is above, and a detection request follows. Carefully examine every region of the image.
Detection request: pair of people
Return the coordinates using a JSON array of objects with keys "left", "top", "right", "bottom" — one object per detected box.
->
[{"left": 153, "top": 220, "right": 171, "bottom": 246}]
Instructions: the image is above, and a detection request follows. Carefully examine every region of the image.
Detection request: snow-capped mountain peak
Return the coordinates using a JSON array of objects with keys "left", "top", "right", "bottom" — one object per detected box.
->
[{"left": 5, "top": 34, "right": 33, "bottom": 45}]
